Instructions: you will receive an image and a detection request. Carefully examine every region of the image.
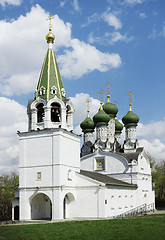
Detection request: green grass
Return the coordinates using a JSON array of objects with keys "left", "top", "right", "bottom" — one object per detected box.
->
[{"left": 0, "top": 214, "right": 165, "bottom": 240}]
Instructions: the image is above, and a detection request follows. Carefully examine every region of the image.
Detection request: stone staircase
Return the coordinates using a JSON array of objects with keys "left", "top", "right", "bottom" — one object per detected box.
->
[{"left": 115, "top": 203, "right": 155, "bottom": 218}]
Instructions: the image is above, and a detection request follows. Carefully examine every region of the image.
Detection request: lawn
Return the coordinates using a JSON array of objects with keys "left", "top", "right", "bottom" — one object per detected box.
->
[{"left": 0, "top": 214, "right": 164, "bottom": 240}]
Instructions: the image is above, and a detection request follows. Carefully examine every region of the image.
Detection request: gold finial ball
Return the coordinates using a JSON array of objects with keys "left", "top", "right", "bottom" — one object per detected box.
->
[{"left": 46, "top": 30, "right": 55, "bottom": 44}]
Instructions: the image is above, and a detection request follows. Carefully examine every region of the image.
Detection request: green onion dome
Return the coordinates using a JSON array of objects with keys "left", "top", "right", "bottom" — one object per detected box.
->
[
  {"left": 115, "top": 118, "right": 123, "bottom": 133},
  {"left": 93, "top": 105, "right": 110, "bottom": 127},
  {"left": 103, "top": 96, "right": 118, "bottom": 117},
  {"left": 122, "top": 106, "right": 139, "bottom": 127},
  {"left": 80, "top": 116, "right": 95, "bottom": 133}
]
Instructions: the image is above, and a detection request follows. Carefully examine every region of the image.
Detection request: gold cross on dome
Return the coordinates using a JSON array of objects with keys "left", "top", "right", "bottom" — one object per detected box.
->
[
  {"left": 98, "top": 89, "right": 104, "bottom": 103},
  {"left": 47, "top": 14, "right": 54, "bottom": 30},
  {"left": 106, "top": 82, "right": 112, "bottom": 95},
  {"left": 86, "top": 98, "right": 91, "bottom": 115},
  {"left": 128, "top": 91, "right": 133, "bottom": 105}
]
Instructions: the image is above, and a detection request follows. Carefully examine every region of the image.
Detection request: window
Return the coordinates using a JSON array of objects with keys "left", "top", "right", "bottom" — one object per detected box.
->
[
  {"left": 37, "top": 103, "right": 44, "bottom": 123},
  {"left": 96, "top": 158, "right": 105, "bottom": 171},
  {"left": 51, "top": 86, "right": 57, "bottom": 95},
  {"left": 36, "top": 172, "right": 41, "bottom": 180},
  {"left": 51, "top": 103, "right": 61, "bottom": 122},
  {"left": 39, "top": 86, "right": 45, "bottom": 95}
]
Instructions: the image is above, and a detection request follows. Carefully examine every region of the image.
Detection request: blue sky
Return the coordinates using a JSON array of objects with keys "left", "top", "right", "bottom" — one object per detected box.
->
[{"left": 0, "top": 0, "right": 165, "bottom": 173}]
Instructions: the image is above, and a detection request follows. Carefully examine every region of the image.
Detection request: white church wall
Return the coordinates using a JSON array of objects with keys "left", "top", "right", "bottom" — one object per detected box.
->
[
  {"left": 105, "top": 187, "right": 137, "bottom": 217},
  {"left": 81, "top": 152, "right": 129, "bottom": 175}
]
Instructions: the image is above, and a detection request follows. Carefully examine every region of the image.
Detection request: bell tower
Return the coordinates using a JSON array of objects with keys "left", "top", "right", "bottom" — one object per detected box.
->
[
  {"left": 19, "top": 15, "right": 80, "bottom": 221},
  {"left": 27, "top": 15, "right": 74, "bottom": 132}
]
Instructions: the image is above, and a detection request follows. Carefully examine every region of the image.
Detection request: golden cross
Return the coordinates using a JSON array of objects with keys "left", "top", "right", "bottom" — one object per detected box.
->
[
  {"left": 98, "top": 89, "right": 104, "bottom": 103},
  {"left": 47, "top": 14, "right": 54, "bottom": 31},
  {"left": 86, "top": 98, "right": 91, "bottom": 115},
  {"left": 128, "top": 91, "right": 133, "bottom": 106},
  {"left": 106, "top": 82, "right": 112, "bottom": 96}
]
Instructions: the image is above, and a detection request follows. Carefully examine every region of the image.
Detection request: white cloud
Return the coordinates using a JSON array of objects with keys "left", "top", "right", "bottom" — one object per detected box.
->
[
  {"left": 73, "top": 0, "right": 80, "bottom": 12},
  {"left": 0, "top": 97, "right": 27, "bottom": 174},
  {"left": 0, "top": 0, "right": 22, "bottom": 6},
  {"left": 88, "top": 31, "right": 134, "bottom": 45},
  {"left": 137, "top": 118, "right": 165, "bottom": 142},
  {"left": 0, "top": 4, "right": 121, "bottom": 96},
  {"left": 102, "top": 10, "right": 122, "bottom": 30},
  {"left": 123, "top": 0, "right": 143, "bottom": 5},
  {"left": 139, "top": 12, "right": 147, "bottom": 19},
  {"left": 58, "top": 39, "right": 121, "bottom": 79},
  {"left": 138, "top": 139, "right": 165, "bottom": 162},
  {"left": 159, "top": 23, "right": 165, "bottom": 37},
  {"left": 148, "top": 28, "right": 156, "bottom": 40},
  {"left": 137, "top": 118, "right": 165, "bottom": 161},
  {"left": 71, "top": 93, "right": 100, "bottom": 124}
]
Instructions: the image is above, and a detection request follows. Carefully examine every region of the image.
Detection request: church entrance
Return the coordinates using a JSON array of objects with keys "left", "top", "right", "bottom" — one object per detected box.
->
[
  {"left": 30, "top": 193, "right": 52, "bottom": 220},
  {"left": 14, "top": 206, "right": 19, "bottom": 220},
  {"left": 63, "top": 193, "right": 75, "bottom": 219}
]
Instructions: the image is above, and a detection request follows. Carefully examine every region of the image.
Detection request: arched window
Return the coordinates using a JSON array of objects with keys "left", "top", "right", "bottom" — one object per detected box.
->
[
  {"left": 51, "top": 103, "right": 61, "bottom": 122},
  {"left": 37, "top": 103, "right": 44, "bottom": 123}
]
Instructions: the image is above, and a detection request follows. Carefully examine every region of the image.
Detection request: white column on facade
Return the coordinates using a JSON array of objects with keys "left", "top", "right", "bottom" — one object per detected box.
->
[
  {"left": 67, "top": 112, "right": 74, "bottom": 130},
  {"left": 126, "top": 126, "right": 136, "bottom": 143},
  {"left": 31, "top": 109, "right": 37, "bottom": 130},
  {"left": 84, "top": 132, "right": 93, "bottom": 143},
  {"left": 96, "top": 126, "right": 107, "bottom": 143},
  {"left": 44, "top": 106, "right": 51, "bottom": 128},
  {"left": 61, "top": 107, "right": 67, "bottom": 129},
  {"left": 107, "top": 117, "right": 115, "bottom": 144}
]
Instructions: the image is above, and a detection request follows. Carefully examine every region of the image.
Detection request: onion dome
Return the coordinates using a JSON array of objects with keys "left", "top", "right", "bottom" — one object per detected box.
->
[
  {"left": 103, "top": 95, "right": 118, "bottom": 117},
  {"left": 46, "top": 29, "right": 55, "bottom": 43},
  {"left": 122, "top": 105, "right": 139, "bottom": 127},
  {"left": 115, "top": 118, "right": 123, "bottom": 133},
  {"left": 93, "top": 104, "right": 110, "bottom": 127},
  {"left": 80, "top": 115, "right": 95, "bottom": 133}
]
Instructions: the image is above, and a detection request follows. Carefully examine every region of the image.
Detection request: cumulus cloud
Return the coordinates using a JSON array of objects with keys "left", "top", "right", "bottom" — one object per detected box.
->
[
  {"left": 0, "top": 0, "right": 22, "bottom": 6},
  {"left": 59, "top": 39, "right": 121, "bottom": 78},
  {"left": 71, "top": 93, "right": 100, "bottom": 124},
  {"left": 0, "top": 4, "right": 121, "bottom": 96},
  {"left": 0, "top": 97, "right": 27, "bottom": 174},
  {"left": 137, "top": 118, "right": 165, "bottom": 161},
  {"left": 138, "top": 139, "right": 165, "bottom": 162},
  {"left": 137, "top": 119, "right": 165, "bottom": 142}
]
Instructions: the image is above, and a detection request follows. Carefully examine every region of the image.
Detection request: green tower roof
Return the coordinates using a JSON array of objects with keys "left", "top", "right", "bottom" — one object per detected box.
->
[
  {"left": 103, "top": 96, "right": 118, "bottom": 117},
  {"left": 80, "top": 116, "right": 95, "bottom": 133},
  {"left": 93, "top": 105, "right": 110, "bottom": 127},
  {"left": 115, "top": 118, "right": 123, "bottom": 133},
  {"left": 35, "top": 30, "right": 66, "bottom": 102},
  {"left": 122, "top": 106, "right": 139, "bottom": 127}
]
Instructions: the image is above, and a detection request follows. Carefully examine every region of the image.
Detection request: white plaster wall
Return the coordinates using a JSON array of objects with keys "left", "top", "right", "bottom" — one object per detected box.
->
[
  {"left": 81, "top": 151, "right": 129, "bottom": 175},
  {"left": 105, "top": 187, "right": 137, "bottom": 217}
]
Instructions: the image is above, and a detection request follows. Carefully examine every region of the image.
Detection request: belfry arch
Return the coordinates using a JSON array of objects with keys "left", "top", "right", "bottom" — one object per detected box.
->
[
  {"left": 30, "top": 193, "right": 52, "bottom": 220},
  {"left": 51, "top": 102, "right": 61, "bottom": 122}
]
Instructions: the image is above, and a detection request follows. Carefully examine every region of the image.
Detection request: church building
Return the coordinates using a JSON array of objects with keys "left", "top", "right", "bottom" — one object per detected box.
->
[{"left": 12, "top": 20, "right": 155, "bottom": 221}]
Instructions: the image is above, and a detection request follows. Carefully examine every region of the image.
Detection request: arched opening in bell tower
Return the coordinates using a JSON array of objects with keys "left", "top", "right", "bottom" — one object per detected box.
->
[
  {"left": 36, "top": 103, "right": 44, "bottom": 123},
  {"left": 51, "top": 102, "right": 61, "bottom": 122}
]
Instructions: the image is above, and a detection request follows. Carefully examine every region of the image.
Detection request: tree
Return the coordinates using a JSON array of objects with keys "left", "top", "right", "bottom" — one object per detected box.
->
[
  {"left": 0, "top": 172, "right": 19, "bottom": 221},
  {"left": 152, "top": 160, "right": 165, "bottom": 199}
]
